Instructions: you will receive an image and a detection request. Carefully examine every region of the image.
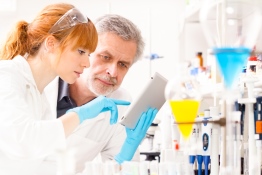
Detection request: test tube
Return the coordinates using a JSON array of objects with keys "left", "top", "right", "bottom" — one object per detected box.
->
[
  {"left": 92, "top": 162, "right": 103, "bottom": 175},
  {"left": 121, "top": 161, "right": 139, "bottom": 175},
  {"left": 158, "top": 162, "right": 167, "bottom": 175},
  {"left": 232, "top": 111, "right": 241, "bottom": 174},
  {"left": 82, "top": 162, "right": 93, "bottom": 175},
  {"left": 149, "top": 161, "right": 158, "bottom": 175},
  {"left": 104, "top": 161, "right": 121, "bottom": 175},
  {"left": 243, "top": 143, "right": 249, "bottom": 175},
  {"left": 139, "top": 161, "right": 149, "bottom": 175}
]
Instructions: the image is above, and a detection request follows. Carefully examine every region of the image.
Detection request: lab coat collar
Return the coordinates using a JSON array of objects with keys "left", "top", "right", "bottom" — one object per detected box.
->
[
  {"left": 13, "top": 55, "right": 37, "bottom": 88},
  {"left": 57, "top": 78, "right": 69, "bottom": 102}
]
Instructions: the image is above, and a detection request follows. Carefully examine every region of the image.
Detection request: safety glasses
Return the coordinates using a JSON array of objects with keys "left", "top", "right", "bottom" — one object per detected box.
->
[{"left": 48, "top": 8, "right": 88, "bottom": 34}]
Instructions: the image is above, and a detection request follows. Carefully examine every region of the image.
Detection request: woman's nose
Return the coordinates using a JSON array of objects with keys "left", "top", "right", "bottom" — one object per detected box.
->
[{"left": 81, "top": 56, "right": 90, "bottom": 68}]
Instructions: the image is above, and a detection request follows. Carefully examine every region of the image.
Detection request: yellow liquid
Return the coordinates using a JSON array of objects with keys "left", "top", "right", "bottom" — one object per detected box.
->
[{"left": 169, "top": 100, "right": 199, "bottom": 139}]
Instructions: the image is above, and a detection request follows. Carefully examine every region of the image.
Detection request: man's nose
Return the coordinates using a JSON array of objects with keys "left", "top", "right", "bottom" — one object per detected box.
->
[{"left": 106, "top": 64, "right": 118, "bottom": 77}]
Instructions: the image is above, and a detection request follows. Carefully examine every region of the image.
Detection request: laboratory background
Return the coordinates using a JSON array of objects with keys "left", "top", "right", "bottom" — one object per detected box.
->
[{"left": 1, "top": 0, "right": 262, "bottom": 175}]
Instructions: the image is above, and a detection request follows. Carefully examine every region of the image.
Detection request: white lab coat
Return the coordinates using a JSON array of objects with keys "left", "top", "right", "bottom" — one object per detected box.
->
[
  {"left": 0, "top": 56, "right": 66, "bottom": 175},
  {"left": 38, "top": 77, "right": 140, "bottom": 174}
]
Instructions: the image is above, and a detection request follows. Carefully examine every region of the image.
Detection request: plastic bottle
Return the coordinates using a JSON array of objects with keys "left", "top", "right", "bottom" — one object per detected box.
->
[
  {"left": 247, "top": 47, "right": 257, "bottom": 75},
  {"left": 256, "top": 54, "right": 262, "bottom": 76}
]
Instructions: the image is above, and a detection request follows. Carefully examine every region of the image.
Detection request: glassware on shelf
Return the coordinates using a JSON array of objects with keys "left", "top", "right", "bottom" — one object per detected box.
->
[{"left": 199, "top": 0, "right": 262, "bottom": 174}]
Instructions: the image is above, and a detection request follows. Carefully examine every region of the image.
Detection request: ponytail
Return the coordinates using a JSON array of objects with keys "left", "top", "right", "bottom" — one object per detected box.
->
[{"left": 0, "top": 21, "right": 29, "bottom": 60}]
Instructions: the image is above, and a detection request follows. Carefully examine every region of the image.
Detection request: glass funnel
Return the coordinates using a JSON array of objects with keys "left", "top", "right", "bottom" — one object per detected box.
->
[
  {"left": 165, "top": 63, "right": 201, "bottom": 140},
  {"left": 213, "top": 47, "right": 250, "bottom": 89},
  {"left": 199, "top": 0, "right": 262, "bottom": 88}
]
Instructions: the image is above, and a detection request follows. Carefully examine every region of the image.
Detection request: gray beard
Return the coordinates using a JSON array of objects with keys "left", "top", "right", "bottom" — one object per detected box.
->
[{"left": 88, "top": 79, "right": 115, "bottom": 97}]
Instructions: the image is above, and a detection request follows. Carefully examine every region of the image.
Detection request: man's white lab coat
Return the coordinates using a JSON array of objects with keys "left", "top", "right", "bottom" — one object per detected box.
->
[
  {"left": 0, "top": 56, "right": 66, "bottom": 175},
  {"left": 40, "top": 77, "right": 139, "bottom": 174}
]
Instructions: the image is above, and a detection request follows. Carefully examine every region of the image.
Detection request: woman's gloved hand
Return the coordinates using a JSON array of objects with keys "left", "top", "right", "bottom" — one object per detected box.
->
[
  {"left": 66, "top": 96, "right": 130, "bottom": 124},
  {"left": 114, "top": 107, "right": 158, "bottom": 164}
]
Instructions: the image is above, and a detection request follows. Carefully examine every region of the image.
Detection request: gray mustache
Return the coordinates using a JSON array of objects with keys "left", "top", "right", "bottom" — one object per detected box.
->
[{"left": 96, "top": 76, "right": 117, "bottom": 85}]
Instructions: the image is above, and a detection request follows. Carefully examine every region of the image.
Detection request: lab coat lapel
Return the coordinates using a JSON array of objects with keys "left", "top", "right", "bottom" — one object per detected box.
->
[{"left": 44, "top": 77, "right": 59, "bottom": 119}]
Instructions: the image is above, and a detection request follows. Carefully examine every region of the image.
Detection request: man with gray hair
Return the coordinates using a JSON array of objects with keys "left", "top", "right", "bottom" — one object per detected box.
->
[{"left": 44, "top": 14, "right": 157, "bottom": 173}]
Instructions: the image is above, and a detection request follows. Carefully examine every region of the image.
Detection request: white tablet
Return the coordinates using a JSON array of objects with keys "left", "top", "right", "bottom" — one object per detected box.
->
[{"left": 119, "top": 72, "right": 168, "bottom": 129}]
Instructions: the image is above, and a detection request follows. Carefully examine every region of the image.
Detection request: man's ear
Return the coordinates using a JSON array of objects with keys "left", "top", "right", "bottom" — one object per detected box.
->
[{"left": 44, "top": 36, "right": 57, "bottom": 52}]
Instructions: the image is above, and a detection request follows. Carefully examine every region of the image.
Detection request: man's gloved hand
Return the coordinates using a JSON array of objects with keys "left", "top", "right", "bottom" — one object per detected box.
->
[
  {"left": 114, "top": 107, "right": 158, "bottom": 164},
  {"left": 66, "top": 96, "right": 130, "bottom": 124}
]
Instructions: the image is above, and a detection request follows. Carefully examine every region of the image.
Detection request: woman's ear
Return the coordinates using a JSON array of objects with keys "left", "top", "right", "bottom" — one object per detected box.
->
[{"left": 44, "top": 36, "right": 57, "bottom": 52}]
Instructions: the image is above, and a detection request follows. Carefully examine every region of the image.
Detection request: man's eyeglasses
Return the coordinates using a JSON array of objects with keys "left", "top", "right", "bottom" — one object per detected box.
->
[{"left": 48, "top": 8, "right": 88, "bottom": 34}]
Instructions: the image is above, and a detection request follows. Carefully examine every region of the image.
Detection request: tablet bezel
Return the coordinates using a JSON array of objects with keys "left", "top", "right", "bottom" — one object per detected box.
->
[{"left": 119, "top": 72, "right": 168, "bottom": 129}]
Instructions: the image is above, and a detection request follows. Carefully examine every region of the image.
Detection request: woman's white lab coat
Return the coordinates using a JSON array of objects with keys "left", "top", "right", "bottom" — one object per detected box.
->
[{"left": 0, "top": 56, "right": 66, "bottom": 175}]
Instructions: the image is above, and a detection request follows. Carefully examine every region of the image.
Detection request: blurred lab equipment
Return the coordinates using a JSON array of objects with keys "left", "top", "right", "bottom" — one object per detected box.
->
[
  {"left": 200, "top": 0, "right": 262, "bottom": 174},
  {"left": 165, "top": 63, "right": 201, "bottom": 140},
  {"left": 165, "top": 62, "right": 201, "bottom": 175},
  {"left": 140, "top": 119, "right": 161, "bottom": 162}
]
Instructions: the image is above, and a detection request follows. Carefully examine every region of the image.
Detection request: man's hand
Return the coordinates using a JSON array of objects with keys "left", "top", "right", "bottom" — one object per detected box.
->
[{"left": 114, "top": 107, "right": 158, "bottom": 164}]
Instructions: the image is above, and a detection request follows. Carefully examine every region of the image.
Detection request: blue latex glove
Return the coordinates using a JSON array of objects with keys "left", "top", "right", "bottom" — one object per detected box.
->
[
  {"left": 114, "top": 107, "right": 158, "bottom": 164},
  {"left": 66, "top": 95, "right": 130, "bottom": 124}
]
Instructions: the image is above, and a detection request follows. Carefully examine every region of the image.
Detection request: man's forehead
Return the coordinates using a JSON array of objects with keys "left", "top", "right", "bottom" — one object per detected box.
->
[{"left": 96, "top": 33, "right": 136, "bottom": 61}]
